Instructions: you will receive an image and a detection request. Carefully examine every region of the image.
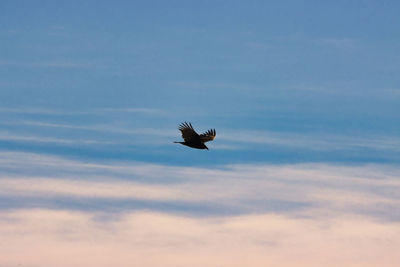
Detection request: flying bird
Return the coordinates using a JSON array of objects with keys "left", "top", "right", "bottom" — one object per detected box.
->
[{"left": 174, "top": 122, "right": 216, "bottom": 150}]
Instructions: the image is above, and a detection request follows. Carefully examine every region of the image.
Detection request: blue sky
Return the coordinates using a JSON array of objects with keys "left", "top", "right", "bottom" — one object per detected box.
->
[{"left": 1, "top": 1, "right": 400, "bottom": 266}]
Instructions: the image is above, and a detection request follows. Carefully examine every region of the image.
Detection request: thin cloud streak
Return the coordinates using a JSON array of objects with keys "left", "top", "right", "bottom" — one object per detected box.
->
[
  {"left": 16, "top": 120, "right": 175, "bottom": 137},
  {"left": 0, "top": 59, "right": 107, "bottom": 69},
  {"left": 219, "top": 129, "right": 400, "bottom": 152},
  {"left": 0, "top": 178, "right": 191, "bottom": 202},
  {"left": 98, "top": 107, "right": 166, "bottom": 115},
  {"left": 2, "top": 118, "right": 399, "bottom": 153},
  {"left": 0, "top": 131, "right": 115, "bottom": 146},
  {"left": 0, "top": 107, "right": 165, "bottom": 116}
]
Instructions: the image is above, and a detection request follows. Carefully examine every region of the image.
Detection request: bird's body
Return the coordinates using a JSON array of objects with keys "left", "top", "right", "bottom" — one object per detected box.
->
[{"left": 174, "top": 122, "right": 216, "bottom": 150}]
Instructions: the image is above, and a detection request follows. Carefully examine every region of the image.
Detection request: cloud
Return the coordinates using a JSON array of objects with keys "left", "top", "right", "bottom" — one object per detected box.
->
[
  {"left": 0, "top": 131, "right": 115, "bottom": 146},
  {"left": 0, "top": 107, "right": 74, "bottom": 115},
  {"left": 8, "top": 120, "right": 175, "bottom": 137},
  {"left": 0, "top": 59, "right": 107, "bottom": 69},
  {"left": 96, "top": 107, "right": 166, "bottom": 115},
  {"left": 0, "top": 209, "right": 399, "bottom": 267},
  {"left": 3, "top": 116, "right": 400, "bottom": 154},
  {"left": 314, "top": 37, "right": 359, "bottom": 49},
  {"left": 218, "top": 129, "right": 400, "bottom": 152},
  {"left": 382, "top": 88, "right": 400, "bottom": 96},
  {"left": 1, "top": 152, "right": 399, "bottom": 220},
  {"left": 0, "top": 177, "right": 188, "bottom": 201},
  {"left": 1, "top": 152, "right": 400, "bottom": 266},
  {"left": 0, "top": 107, "right": 165, "bottom": 116}
]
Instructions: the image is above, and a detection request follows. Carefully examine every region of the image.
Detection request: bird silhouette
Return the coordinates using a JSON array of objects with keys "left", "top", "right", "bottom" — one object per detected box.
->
[{"left": 174, "top": 122, "right": 216, "bottom": 150}]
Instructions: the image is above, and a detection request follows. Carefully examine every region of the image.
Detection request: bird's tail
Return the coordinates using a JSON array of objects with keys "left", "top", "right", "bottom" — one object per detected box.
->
[{"left": 173, "top": 141, "right": 182, "bottom": 144}]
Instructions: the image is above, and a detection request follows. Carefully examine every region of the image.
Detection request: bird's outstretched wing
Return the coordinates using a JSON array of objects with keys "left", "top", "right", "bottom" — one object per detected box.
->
[
  {"left": 179, "top": 122, "right": 199, "bottom": 142},
  {"left": 200, "top": 129, "right": 216, "bottom": 143}
]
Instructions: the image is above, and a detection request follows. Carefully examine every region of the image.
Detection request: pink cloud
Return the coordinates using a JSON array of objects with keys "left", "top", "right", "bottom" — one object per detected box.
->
[{"left": 0, "top": 209, "right": 399, "bottom": 267}]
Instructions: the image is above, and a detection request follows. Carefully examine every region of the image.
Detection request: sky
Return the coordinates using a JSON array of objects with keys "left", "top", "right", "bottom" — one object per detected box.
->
[{"left": 0, "top": 1, "right": 399, "bottom": 266}]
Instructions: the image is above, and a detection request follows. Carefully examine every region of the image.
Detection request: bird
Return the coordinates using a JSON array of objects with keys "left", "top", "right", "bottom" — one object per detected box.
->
[{"left": 174, "top": 122, "right": 216, "bottom": 150}]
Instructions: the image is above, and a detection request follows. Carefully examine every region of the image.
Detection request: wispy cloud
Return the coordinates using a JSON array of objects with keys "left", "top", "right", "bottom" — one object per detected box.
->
[
  {"left": 0, "top": 131, "right": 115, "bottom": 146},
  {"left": 0, "top": 107, "right": 77, "bottom": 115},
  {"left": 97, "top": 107, "right": 166, "bottom": 115},
  {"left": 382, "top": 88, "right": 400, "bottom": 97},
  {"left": 0, "top": 59, "right": 107, "bottom": 69},
  {"left": 218, "top": 129, "right": 400, "bottom": 152},
  {"left": 1, "top": 152, "right": 399, "bottom": 219},
  {"left": 0, "top": 121, "right": 175, "bottom": 147},
  {"left": 12, "top": 120, "right": 174, "bottom": 136},
  {"left": 0, "top": 106, "right": 165, "bottom": 116},
  {"left": 314, "top": 37, "right": 359, "bottom": 49},
  {"left": 3, "top": 117, "right": 399, "bottom": 153}
]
